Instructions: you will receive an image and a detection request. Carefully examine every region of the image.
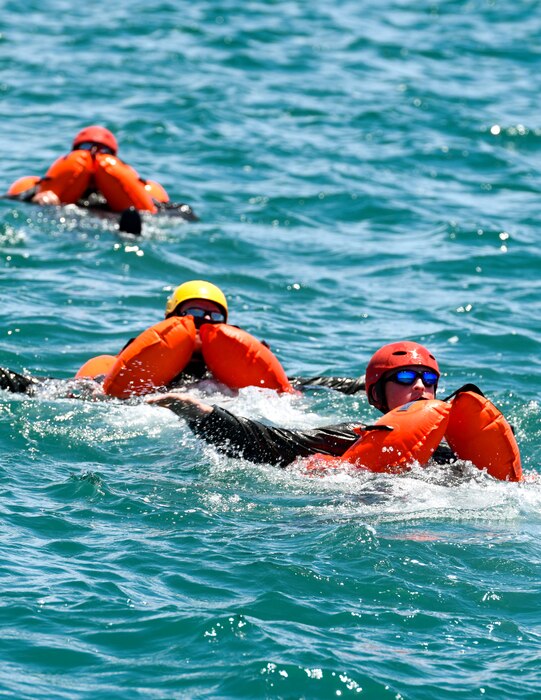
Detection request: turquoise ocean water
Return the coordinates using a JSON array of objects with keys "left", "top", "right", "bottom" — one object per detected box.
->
[{"left": 1, "top": 1, "right": 540, "bottom": 697}]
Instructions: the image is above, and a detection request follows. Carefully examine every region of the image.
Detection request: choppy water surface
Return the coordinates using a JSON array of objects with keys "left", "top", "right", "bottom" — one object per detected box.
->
[{"left": 1, "top": 1, "right": 540, "bottom": 698}]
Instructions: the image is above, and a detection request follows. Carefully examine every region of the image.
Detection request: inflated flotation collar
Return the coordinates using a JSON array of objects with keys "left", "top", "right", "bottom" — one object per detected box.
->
[
  {"left": 94, "top": 153, "right": 157, "bottom": 213},
  {"left": 103, "top": 316, "right": 196, "bottom": 398},
  {"left": 8, "top": 152, "right": 167, "bottom": 213},
  {"left": 305, "top": 387, "right": 522, "bottom": 482},
  {"left": 445, "top": 388, "right": 522, "bottom": 482},
  {"left": 75, "top": 354, "right": 118, "bottom": 380},
  {"left": 7, "top": 175, "right": 41, "bottom": 198},
  {"left": 144, "top": 180, "right": 169, "bottom": 204},
  {"left": 307, "top": 399, "right": 450, "bottom": 474},
  {"left": 37, "top": 150, "right": 94, "bottom": 203},
  {"left": 200, "top": 324, "right": 294, "bottom": 393}
]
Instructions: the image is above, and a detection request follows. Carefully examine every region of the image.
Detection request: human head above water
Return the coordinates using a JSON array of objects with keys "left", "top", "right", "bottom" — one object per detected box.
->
[
  {"left": 72, "top": 125, "right": 118, "bottom": 156},
  {"left": 164, "top": 280, "right": 228, "bottom": 325},
  {"left": 365, "top": 341, "right": 440, "bottom": 413}
]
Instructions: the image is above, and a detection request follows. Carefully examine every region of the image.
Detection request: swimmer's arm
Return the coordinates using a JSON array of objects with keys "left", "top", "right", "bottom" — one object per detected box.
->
[
  {"left": 289, "top": 374, "right": 366, "bottom": 395},
  {"left": 147, "top": 393, "right": 360, "bottom": 467},
  {"left": 0, "top": 367, "right": 41, "bottom": 395},
  {"left": 147, "top": 393, "right": 213, "bottom": 421}
]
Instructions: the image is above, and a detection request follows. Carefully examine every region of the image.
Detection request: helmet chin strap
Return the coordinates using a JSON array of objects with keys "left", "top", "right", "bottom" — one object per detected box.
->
[{"left": 371, "top": 381, "right": 389, "bottom": 414}]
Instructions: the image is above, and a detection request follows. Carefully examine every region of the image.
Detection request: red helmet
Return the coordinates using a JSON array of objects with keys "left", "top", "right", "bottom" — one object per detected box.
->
[
  {"left": 72, "top": 125, "right": 118, "bottom": 154},
  {"left": 365, "top": 341, "right": 440, "bottom": 411}
]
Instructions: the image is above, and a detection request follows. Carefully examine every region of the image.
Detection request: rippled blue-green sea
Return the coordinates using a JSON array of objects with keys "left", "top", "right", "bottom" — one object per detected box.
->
[{"left": 1, "top": 1, "right": 540, "bottom": 697}]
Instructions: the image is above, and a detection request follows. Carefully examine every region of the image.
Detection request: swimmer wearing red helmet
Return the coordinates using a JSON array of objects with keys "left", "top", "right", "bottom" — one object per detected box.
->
[
  {"left": 145, "top": 339, "right": 521, "bottom": 481},
  {"left": 4, "top": 125, "right": 198, "bottom": 229}
]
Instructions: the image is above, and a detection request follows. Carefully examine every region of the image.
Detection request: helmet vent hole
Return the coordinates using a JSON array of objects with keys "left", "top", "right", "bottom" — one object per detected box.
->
[{"left": 392, "top": 351, "right": 407, "bottom": 356}]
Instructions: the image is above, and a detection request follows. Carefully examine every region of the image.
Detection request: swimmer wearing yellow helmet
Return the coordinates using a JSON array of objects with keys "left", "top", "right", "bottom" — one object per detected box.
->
[{"left": 0, "top": 280, "right": 365, "bottom": 396}]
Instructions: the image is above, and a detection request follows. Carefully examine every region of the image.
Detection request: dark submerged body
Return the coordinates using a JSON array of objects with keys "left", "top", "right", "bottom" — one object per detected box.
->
[{"left": 4, "top": 187, "right": 198, "bottom": 235}]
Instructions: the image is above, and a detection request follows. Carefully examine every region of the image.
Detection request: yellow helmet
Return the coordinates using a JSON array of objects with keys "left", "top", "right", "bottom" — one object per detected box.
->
[{"left": 165, "top": 280, "right": 228, "bottom": 319}]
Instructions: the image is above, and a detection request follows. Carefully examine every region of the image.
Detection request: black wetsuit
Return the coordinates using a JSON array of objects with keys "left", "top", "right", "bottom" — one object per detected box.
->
[
  {"left": 0, "top": 368, "right": 39, "bottom": 394},
  {"left": 184, "top": 405, "right": 454, "bottom": 468},
  {"left": 289, "top": 375, "right": 365, "bottom": 395}
]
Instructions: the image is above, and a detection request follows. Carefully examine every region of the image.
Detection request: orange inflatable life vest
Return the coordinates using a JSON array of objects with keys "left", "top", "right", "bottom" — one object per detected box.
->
[
  {"left": 7, "top": 175, "right": 41, "bottom": 197},
  {"left": 445, "top": 390, "right": 522, "bottom": 482},
  {"left": 8, "top": 152, "right": 168, "bottom": 213},
  {"left": 336, "top": 399, "right": 451, "bottom": 473},
  {"left": 144, "top": 179, "right": 169, "bottom": 203},
  {"left": 103, "top": 316, "right": 196, "bottom": 399},
  {"left": 38, "top": 150, "right": 94, "bottom": 204},
  {"left": 200, "top": 324, "right": 294, "bottom": 394},
  {"left": 75, "top": 354, "right": 118, "bottom": 380},
  {"left": 94, "top": 153, "right": 157, "bottom": 213}
]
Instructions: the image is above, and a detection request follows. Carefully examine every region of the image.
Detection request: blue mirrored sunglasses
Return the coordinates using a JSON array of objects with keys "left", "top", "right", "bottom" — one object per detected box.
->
[
  {"left": 388, "top": 369, "right": 439, "bottom": 387},
  {"left": 179, "top": 307, "right": 225, "bottom": 324},
  {"left": 73, "top": 141, "right": 116, "bottom": 155}
]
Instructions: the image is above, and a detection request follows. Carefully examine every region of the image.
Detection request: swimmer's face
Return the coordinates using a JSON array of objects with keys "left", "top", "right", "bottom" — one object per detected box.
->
[
  {"left": 74, "top": 141, "right": 116, "bottom": 156},
  {"left": 175, "top": 299, "right": 226, "bottom": 330},
  {"left": 383, "top": 365, "right": 437, "bottom": 411}
]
